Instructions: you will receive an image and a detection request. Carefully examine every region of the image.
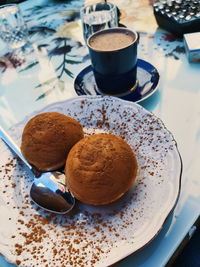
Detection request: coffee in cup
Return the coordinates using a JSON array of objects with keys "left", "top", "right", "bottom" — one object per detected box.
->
[
  {"left": 87, "top": 27, "right": 139, "bottom": 95},
  {"left": 89, "top": 30, "right": 135, "bottom": 51}
]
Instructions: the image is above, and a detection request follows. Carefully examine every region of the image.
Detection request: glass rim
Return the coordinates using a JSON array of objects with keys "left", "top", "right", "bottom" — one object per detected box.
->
[{"left": 80, "top": 2, "right": 117, "bottom": 15}]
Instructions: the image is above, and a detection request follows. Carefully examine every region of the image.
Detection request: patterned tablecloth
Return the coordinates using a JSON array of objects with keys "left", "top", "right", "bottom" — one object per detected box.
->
[
  {"left": 0, "top": 0, "right": 189, "bottom": 130},
  {"left": 0, "top": 0, "right": 199, "bottom": 266}
]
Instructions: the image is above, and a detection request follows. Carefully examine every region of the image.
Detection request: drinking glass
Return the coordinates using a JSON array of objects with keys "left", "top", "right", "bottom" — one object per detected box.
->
[
  {"left": 80, "top": 2, "right": 118, "bottom": 42},
  {"left": 0, "top": 4, "right": 29, "bottom": 49}
]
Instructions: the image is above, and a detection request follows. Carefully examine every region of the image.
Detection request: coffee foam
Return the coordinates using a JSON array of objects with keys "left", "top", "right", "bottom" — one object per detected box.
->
[{"left": 89, "top": 30, "right": 136, "bottom": 51}]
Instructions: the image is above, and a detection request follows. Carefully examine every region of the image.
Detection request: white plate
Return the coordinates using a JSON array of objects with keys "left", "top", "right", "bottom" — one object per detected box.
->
[{"left": 0, "top": 96, "right": 182, "bottom": 267}]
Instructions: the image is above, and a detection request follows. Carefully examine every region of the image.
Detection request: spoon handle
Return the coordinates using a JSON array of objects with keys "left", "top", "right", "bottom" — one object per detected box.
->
[{"left": 0, "top": 126, "right": 32, "bottom": 170}]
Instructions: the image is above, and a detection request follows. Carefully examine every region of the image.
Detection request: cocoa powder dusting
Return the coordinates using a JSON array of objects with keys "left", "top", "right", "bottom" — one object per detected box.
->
[{"left": 0, "top": 98, "right": 177, "bottom": 266}]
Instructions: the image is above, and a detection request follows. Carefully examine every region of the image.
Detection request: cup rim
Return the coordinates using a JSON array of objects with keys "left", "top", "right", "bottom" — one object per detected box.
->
[
  {"left": 87, "top": 27, "right": 138, "bottom": 53},
  {"left": 80, "top": 1, "right": 117, "bottom": 16}
]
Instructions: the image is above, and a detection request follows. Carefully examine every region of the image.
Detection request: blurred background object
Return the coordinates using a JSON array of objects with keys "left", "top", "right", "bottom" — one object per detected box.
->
[
  {"left": 153, "top": 0, "right": 200, "bottom": 37},
  {"left": 183, "top": 32, "right": 200, "bottom": 63},
  {"left": 0, "top": 4, "right": 29, "bottom": 49}
]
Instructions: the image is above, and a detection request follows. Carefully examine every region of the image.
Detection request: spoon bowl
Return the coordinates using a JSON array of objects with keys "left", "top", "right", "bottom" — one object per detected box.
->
[
  {"left": 0, "top": 126, "right": 75, "bottom": 214},
  {"left": 30, "top": 171, "right": 75, "bottom": 214}
]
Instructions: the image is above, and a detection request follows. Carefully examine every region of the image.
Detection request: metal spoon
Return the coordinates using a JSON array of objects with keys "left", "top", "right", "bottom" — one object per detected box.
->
[{"left": 0, "top": 126, "right": 75, "bottom": 214}]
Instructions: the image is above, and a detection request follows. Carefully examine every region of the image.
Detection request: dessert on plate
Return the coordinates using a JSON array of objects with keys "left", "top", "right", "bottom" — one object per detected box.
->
[
  {"left": 65, "top": 133, "right": 138, "bottom": 205},
  {"left": 21, "top": 112, "right": 84, "bottom": 171}
]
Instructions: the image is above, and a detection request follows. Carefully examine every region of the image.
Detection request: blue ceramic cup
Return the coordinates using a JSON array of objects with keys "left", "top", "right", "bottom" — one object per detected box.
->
[{"left": 87, "top": 27, "right": 139, "bottom": 95}]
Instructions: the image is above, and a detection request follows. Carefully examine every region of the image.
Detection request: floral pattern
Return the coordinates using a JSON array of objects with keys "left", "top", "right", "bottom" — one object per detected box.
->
[{"left": 0, "top": 0, "right": 186, "bottom": 101}]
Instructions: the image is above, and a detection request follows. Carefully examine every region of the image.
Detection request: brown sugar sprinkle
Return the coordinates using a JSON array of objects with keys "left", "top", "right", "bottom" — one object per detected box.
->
[
  {"left": 149, "top": 171, "right": 154, "bottom": 176},
  {"left": 4, "top": 168, "right": 11, "bottom": 175},
  {"left": 15, "top": 244, "right": 23, "bottom": 256},
  {"left": 18, "top": 219, "right": 24, "bottom": 225},
  {"left": 16, "top": 260, "right": 21, "bottom": 265}
]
